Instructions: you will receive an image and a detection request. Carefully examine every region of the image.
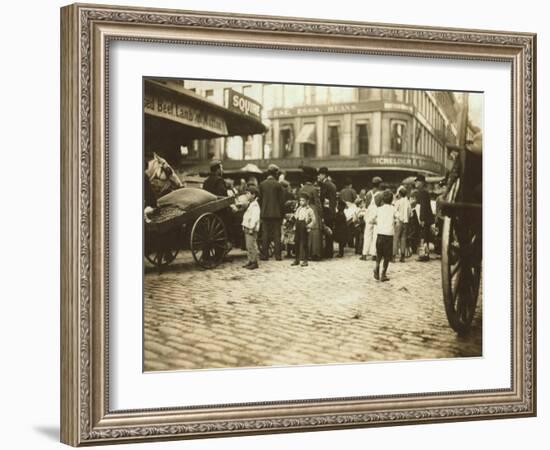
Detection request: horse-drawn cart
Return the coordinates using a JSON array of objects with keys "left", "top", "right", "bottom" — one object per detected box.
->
[
  {"left": 145, "top": 189, "right": 235, "bottom": 270},
  {"left": 439, "top": 94, "right": 483, "bottom": 334}
]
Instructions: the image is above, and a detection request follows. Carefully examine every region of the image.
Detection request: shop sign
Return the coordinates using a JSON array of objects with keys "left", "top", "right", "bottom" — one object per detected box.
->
[
  {"left": 365, "top": 154, "right": 442, "bottom": 173},
  {"left": 144, "top": 92, "right": 228, "bottom": 135},
  {"left": 271, "top": 101, "right": 384, "bottom": 118},
  {"left": 227, "top": 89, "right": 262, "bottom": 119}
]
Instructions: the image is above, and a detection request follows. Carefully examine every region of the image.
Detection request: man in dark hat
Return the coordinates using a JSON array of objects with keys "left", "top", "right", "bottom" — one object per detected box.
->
[
  {"left": 414, "top": 173, "right": 434, "bottom": 261},
  {"left": 202, "top": 160, "right": 227, "bottom": 197},
  {"left": 259, "top": 164, "right": 284, "bottom": 260},
  {"left": 318, "top": 166, "right": 337, "bottom": 258}
]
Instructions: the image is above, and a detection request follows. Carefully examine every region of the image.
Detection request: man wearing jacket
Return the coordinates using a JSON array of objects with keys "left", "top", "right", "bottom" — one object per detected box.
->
[
  {"left": 202, "top": 160, "right": 227, "bottom": 197},
  {"left": 259, "top": 164, "right": 284, "bottom": 261}
]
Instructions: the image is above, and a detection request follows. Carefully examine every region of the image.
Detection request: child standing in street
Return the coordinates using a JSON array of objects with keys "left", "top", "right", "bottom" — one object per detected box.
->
[
  {"left": 241, "top": 186, "right": 261, "bottom": 270},
  {"left": 292, "top": 192, "right": 316, "bottom": 267},
  {"left": 371, "top": 189, "right": 395, "bottom": 282},
  {"left": 360, "top": 195, "right": 377, "bottom": 261}
]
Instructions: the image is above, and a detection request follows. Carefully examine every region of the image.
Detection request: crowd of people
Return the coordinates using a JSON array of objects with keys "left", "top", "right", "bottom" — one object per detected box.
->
[{"left": 202, "top": 160, "right": 442, "bottom": 280}]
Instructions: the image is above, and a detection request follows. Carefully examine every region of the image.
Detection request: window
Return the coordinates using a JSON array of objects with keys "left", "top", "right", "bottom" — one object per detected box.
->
[
  {"left": 415, "top": 123, "right": 423, "bottom": 151},
  {"left": 356, "top": 123, "right": 369, "bottom": 155},
  {"left": 244, "top": 136, "right": 254, "bottom": 159},
  {"left": 391, "top": 121, "right": 407, "bottom": 152},
  {"left": 205, "top": 89, "right": 214, "bottom": 98},
  {"left": 328, "top": 125, "right": 340, "bottom": 155},
  {"left": 280, "top": 126, "right": 294, "bottom": 156}
]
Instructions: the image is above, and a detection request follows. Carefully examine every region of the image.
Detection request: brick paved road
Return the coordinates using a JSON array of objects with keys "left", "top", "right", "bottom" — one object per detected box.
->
[{"left": 143, "top": 248, "right": 482, "bottom": 371}]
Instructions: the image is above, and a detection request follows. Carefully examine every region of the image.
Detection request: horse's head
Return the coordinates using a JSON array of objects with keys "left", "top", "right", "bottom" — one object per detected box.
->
[{"left": 145, "top": 153, "right": 183, "bottom": 194}]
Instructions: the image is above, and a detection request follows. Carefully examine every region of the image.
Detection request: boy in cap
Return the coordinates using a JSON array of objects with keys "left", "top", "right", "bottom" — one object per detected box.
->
[
  {"left": 241, "top": 186, "right": 261, "bottom": 270},
  {"left": 292, "top": 191, "right": 316, "bottom": 267}
]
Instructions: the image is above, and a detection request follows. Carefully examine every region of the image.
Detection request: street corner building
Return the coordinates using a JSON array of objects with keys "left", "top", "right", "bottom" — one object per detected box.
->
[{"left": 143, "top": 77, "right": 480, "bottom": 189}]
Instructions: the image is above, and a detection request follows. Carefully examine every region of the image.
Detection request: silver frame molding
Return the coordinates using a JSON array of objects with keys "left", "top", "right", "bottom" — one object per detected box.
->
[{"left": 60, "top": 3, "right": 536, "bottom": 446}]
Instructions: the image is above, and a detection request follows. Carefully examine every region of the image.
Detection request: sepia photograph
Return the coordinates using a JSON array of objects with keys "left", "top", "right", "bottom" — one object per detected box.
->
[{"left": 142, "top": 77, "right": 483, "bottom": 372}]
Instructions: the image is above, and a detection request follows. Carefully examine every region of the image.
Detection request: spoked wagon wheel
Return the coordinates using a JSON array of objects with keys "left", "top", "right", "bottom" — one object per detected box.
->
[
  {"left": 441, "top": 179, "right": 482, "bottom": 334},
  {"left": 145, "top": 232, "right": 179, "bottom": 268},
  {"left": 190, "top": 212, "right": 228, "bottom": 269}
]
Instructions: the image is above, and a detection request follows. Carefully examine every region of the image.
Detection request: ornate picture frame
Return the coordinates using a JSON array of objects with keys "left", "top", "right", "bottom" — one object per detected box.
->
[{"left": 60, "top": 3, "right": 536, "bottom": 446}]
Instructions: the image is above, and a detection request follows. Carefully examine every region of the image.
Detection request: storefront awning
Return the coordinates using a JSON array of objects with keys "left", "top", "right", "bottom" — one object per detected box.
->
[
  {"left": 144, "top": 79, "right": 267, "bottom": 141},
  {"left": 296, "top": 123, "right": 316, "bottom": 145}
]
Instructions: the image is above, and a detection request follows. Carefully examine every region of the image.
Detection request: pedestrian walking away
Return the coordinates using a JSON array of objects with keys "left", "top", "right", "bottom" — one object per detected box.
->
[{"left": 371, "top": 189, "right": 395, "bottom": 282}]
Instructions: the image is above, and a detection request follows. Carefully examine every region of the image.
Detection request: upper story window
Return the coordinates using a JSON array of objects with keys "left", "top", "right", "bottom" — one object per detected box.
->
[
  {"left": 391, "top": 121, "right": 407, "bottom": 152},
  {"left": 280, "top": 125, "right": 294, "bottom": 156},
  {"left": 328, "top": 124, "right": 340, "bottom": 156},
  {"left": 356, "top": 123, "right": 369, "bottom": 155}
]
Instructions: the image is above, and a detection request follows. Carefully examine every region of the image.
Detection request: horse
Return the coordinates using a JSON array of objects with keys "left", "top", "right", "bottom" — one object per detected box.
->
[{"left": 144, "top": 153, "right": 184, "bottom": 198}]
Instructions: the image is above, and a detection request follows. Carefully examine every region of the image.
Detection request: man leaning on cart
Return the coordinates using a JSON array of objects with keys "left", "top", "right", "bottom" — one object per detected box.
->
[{"left": 203, "top": 160, "right": 227, "bottom": 197}]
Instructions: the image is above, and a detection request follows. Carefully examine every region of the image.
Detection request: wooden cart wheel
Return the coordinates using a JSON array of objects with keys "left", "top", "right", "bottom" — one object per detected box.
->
[
  {"left": 145, "top": 233, "right": 179, "bottom": 268},
  {"left": 190, "top": 212, "right": 228, "bottom": 269},
  {"left": 441, "top": 179, "right": 482, "bottom": 334}
]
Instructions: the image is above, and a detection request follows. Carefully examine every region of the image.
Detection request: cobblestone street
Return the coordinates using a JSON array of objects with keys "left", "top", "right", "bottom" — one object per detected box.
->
[{"left": 143, "top": 248, "right": 482, "bottom": 372}]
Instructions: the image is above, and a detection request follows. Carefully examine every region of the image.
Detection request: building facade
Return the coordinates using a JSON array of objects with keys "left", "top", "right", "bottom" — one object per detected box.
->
[{"left": 173, "top": 80, "right": 468, "bottom": 187}]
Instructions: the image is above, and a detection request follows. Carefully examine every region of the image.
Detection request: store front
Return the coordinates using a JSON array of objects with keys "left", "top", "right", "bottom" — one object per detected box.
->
[{"left": 144, "top": 79, "right": 267, "bottom": 168}]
